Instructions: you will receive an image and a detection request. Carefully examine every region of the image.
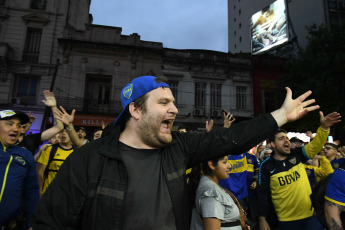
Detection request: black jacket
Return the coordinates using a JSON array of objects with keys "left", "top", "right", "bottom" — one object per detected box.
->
[{"left": 33, "top": 114, "right": 277, "bottom": 230}]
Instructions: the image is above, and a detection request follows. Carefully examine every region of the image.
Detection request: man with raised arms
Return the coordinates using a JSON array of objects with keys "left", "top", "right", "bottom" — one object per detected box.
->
[{"left": 34, "top": 75, "right": 320, "bottom": 230}]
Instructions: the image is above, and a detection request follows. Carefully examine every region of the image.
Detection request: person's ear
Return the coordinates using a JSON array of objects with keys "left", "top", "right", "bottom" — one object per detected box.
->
[
  {"left": 270, "top": 141, "right": 276, "bottom": 149},
  {"left": 208, "top": 161, "right": 216, "bottom": 170},
  {"left": 129, "top": 102, "right": 141, "bottom": 120}
]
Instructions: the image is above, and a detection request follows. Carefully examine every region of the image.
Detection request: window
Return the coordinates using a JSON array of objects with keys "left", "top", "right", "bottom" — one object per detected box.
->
[
  {"left": 13, "top": 75, "right": 40, "bottom": 105},
  {"left": 85, "top": 75, "right": 111, "bottom": 105},
  {"left": 234, "top": 17, "right": 236, "bottom": 22},
  {"left": 234, "top": 30, "right": 236, "bottom": 36},
  {"left": 239, "top": 36, "right": 242, "bottom": 42},
  {"left": 236, "top": 86, "right": 247, "bottom": 109},
  {"left": 22, "top": 27, "right": 42, "bottom": 63},
  {"left": 195, "top": 82, "right": 207, "bottom": 107},
  {"left": 262, "top": 91, "right": 275, "bottom": 113},
  {"left": 239, "top": 9, "right": 241, "bottom": 15},
  {"left": 31, "top": 0, "right": 47, "bottom": 10},
  {"left": 84, "top": 74, "right": 112, "bottom": 113},
  {"left": 210, "top": 84, "right": 221, "bottom": 109},
  {"left": 239, "top": 23, "right": 242, "bottom": 29},
  {"left": 168, "top": 80, "right": 179, "bottom": 103}
]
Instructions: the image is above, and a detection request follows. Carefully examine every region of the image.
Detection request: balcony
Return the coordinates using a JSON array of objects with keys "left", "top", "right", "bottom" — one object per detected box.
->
[{"left": 56, "top": 97, "right": 123, "bottom": 115}]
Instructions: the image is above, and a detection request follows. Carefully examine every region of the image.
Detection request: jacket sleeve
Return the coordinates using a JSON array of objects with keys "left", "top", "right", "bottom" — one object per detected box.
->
[
  {"left": 23, "top": 155, "right": 40, "bottom": 228},
  {"left": 258, "top": 162, "right": 271, "bottom": 218},
  {"left": 314, "top": 156, "right": 334, "bottom": 181},
  {"left": 185, "top": 114, "right": 278, "bottom": 167},
  {"left": 303, "top": 126, "right": 330, "bottom": 159},
  {"left": 33, "top": 150, "right": 87, "bottom": 229}
]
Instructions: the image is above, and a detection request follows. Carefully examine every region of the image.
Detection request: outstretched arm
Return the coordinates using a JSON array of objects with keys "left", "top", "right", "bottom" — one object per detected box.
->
[
  {"left": 313, "top": 155, "right": 333, "bottom": 179},
  {"left": 40, "top": 90, "right": 64, "bottom": 141},
  {"left": 304, "top": 111, "right": 341, "bottom": 159},
  {"left": 271, "top": 87, "right": 320, "bottom": 127}
]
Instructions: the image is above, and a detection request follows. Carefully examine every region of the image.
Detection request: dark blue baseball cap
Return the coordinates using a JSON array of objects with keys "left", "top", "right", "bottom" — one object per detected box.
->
[{"left": 114, "top": 76, "right": 170, "bottom": 126}]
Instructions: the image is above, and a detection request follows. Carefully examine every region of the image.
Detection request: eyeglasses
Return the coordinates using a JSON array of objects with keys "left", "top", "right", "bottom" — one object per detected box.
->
[{"left": 323, "top": 147, "right": 336, "bottom": 150}]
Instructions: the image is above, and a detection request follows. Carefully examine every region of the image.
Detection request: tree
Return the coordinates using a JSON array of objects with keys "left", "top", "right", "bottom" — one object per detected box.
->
[{"left": 279, "top": 24, "right": 345, "bottom": 140}]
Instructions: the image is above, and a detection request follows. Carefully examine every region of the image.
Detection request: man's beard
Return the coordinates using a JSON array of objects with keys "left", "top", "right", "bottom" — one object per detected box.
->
[{"left": 137, "top": 111, "right": 172, "bottom": 148}]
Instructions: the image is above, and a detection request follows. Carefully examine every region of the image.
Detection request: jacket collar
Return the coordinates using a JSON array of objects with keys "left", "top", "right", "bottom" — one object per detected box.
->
[{"left": 98, "top": 126, "right": 122, "bottom": 160}]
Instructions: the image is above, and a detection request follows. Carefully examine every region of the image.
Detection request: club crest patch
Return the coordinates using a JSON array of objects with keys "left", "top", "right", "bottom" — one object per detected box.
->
[
  {"left": 123, "top": 84, "right": 133, "bottom": 99},
  {"left": 289, "top": 157, "right": 296, "bottom": 165},
  {"left": 248, "top": 159, "right": 253, "bottom": 164},
  {"left": 15, "top": 156, "right": 26, "bottom": 165},
  {"left": 334, "top": 163, "right": 339, "bottom": 168}
]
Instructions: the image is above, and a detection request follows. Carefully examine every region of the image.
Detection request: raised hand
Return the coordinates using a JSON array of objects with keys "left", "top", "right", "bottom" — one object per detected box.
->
[
  {"left": 283, "top": 87, "right": 320, "bottom": 122},
  {"left": 42, "top": 90, "right": 57, "bottom": 108},
  {"left": 272, "top": 87, "right": 320, "bottom": 127},
  {"left": 205, "top": 119, "right": 214, "bottom": 133},
  {"left": 320, "top": 111, "right": 341, "bottom": 129},
  {"left": 54, "top": 106, "right": 75, "bottom": 126},
  {"left": 223, "top": 112, "right": 236, "bottom": 128},
  {"left": 28, "top": 111, "right": 36, "bottom": 124}
]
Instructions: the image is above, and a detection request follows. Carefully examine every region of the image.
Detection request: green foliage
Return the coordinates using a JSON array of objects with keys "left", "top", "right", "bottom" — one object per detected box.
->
[{"left": 279, "top": 24, "right": 345, "bottom": 137}]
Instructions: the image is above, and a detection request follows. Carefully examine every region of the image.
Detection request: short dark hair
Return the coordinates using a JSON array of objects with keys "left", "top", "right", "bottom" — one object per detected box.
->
[
  {"left": 269, "top": 129, "right": 287, "bottom": 143},
  {"left": 120, "top": 76, "right": 169, "bottom": 131},
  {"left": 201, "top": 155, "right": 226, "bottom": 176},
  {"left": 290, "top": 137, "right": 304, "bottom": 144}
]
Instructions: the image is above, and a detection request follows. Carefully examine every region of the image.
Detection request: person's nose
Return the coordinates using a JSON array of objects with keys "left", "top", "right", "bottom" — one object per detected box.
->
[
  {"left": 12, "top": 125, "right": 20, "bottom": 132},
  {"left": 169, "top": 103, "right": 178, "bottom": 115}
]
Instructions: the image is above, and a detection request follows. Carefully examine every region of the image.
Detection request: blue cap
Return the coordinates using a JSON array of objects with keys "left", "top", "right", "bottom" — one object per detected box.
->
[{"left": 114, "top": 76, "right": 170, "bottom": 126}]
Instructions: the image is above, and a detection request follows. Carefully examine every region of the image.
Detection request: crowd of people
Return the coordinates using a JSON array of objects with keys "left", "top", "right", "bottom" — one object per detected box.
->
[{"left": 0, "top": 75, "right": 344, "bottom": 230}]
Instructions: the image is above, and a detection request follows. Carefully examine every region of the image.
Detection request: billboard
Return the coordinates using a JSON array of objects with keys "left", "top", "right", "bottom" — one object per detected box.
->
[{"left": 250, "top": 0, "right": 289, "bottom": 55}]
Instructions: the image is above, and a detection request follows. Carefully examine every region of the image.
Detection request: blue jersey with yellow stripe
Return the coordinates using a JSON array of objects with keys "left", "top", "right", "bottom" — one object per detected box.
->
[
  {"left": 325, "top": 168, "right": 345, "bottom": 206},
  {"left": 219, "top": 152, "right": 258, "bottom": 200}
]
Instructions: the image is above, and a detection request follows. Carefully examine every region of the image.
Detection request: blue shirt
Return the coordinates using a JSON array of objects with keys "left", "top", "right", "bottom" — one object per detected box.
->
[
  {"left": 220, "top": 152, "right": 259, "bottom": 200},
  {"left": 330, "top": 158, "right": 345, "bottom": 169},
  {"left": 325, "top": 168, "right": 345, "bottom": 206}
]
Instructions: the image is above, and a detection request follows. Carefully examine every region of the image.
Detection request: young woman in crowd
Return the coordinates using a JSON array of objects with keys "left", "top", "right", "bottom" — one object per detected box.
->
[{"left": 190, "top": 155, "right": 246, "bottom": 230}]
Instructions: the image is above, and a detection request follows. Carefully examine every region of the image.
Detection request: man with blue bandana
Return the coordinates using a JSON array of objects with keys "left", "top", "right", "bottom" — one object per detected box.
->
[
  {"left": 33, "top": 76, "right": 321, "bottom": 230},
  {"left": 0, "top": 110, "right": 39, "bottom": 230}
]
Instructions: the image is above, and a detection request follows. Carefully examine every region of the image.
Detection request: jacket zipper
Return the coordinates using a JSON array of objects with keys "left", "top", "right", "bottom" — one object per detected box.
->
[{"left": 0, "top": 155, "right": 13, "bottom": 203}]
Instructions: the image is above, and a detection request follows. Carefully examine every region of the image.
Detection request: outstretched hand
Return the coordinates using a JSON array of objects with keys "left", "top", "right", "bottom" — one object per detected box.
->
[
  {"left": 54, "top": 106, "right": 76, "bottom": 126},
  {"left": 320, "top": 111, "right": 341, "bottom": 129},
  {"left": 283, "top": 87, "right": 320, "bottom": 122},
  {"left": 272, "top": 87, "right": 320, "bottom": 127},
  {"left": 42, "top": 90, "right": 57, "bottom": 108}
]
